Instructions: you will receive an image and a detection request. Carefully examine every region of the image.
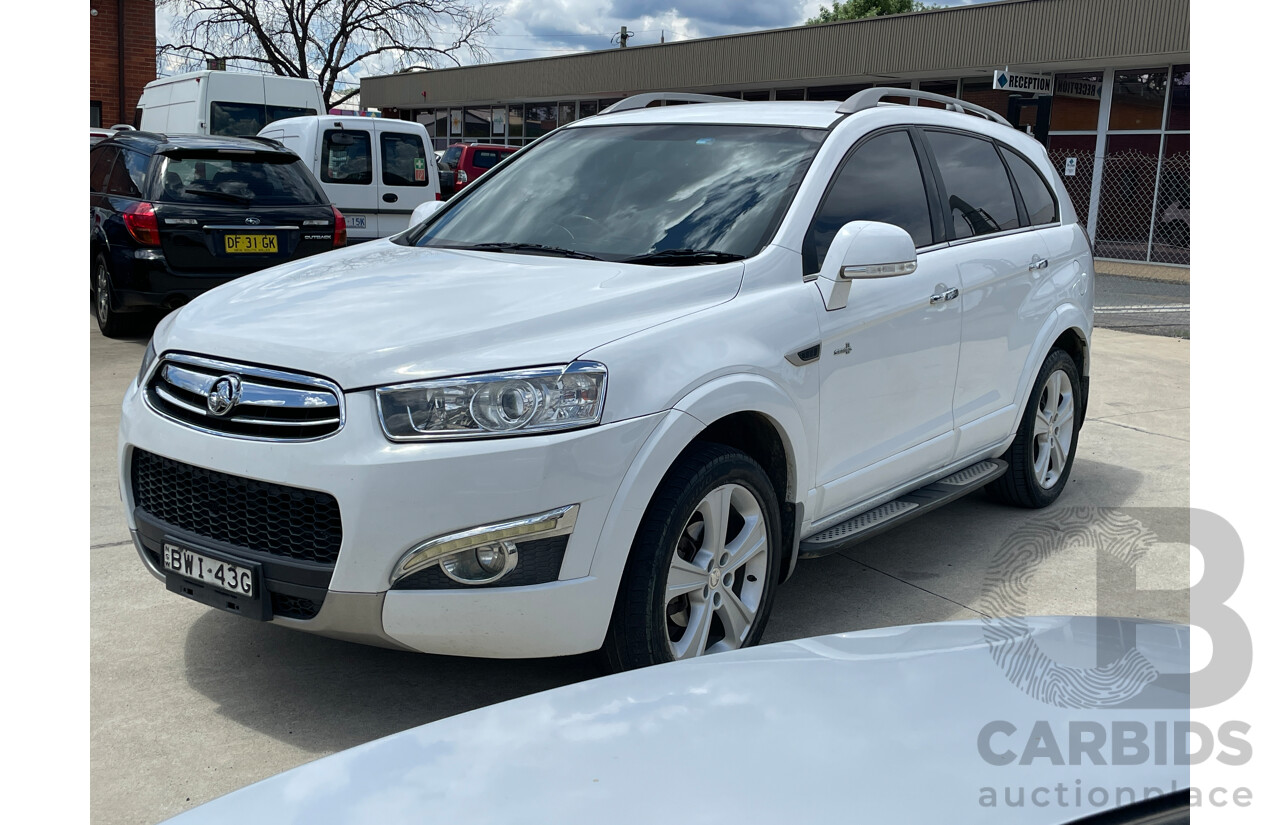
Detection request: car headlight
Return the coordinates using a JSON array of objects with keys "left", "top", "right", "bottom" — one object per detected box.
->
[
  {"left": 137, "top": 340, "right": 157, "bottom": 388},
  {"left": 376, "top": 362, "right": 606, "bottom": 440}
]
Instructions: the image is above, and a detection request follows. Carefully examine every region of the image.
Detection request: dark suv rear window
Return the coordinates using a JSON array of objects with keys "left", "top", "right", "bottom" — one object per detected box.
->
[{"left": 155, "top": 153, "right": 327, "bottom": 206}]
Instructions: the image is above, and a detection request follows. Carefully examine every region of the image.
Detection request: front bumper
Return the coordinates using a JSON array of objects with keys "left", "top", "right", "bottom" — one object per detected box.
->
[{"left": 119, "top": 377, "right": 664, "bottom": 657}]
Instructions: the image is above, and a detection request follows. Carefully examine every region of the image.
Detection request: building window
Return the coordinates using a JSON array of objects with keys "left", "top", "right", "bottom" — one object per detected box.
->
[
  {"left": 1049, "top": 72, "right": 1103, "bottom": 131},
  {"left": 1108, "top": 69, "right": 1169, "bottom": 131},
  {"left": 1166, "top": 65, "right": 1189, "bottom": 131},
  {"left": 91, "top": 101, "right": 102, "bottom": 128}
]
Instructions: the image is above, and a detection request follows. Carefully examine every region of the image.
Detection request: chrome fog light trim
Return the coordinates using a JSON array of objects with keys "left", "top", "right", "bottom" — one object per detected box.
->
[{"left": 390, "top": 504, "right": 578, "bottom": 586}]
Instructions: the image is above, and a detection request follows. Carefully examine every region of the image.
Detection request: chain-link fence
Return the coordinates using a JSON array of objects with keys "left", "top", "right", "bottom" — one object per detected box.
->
[
  {"left": 1047, "top": 147, "right": 1190, "bottom": 267},
  {"left": 1047, "top": 148, "right": 1094, "bottom": 228}
]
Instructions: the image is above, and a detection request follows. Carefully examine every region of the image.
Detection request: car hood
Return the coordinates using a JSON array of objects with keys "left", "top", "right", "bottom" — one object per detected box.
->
[
  {"left": 165, "top": 618, "right": 1190, "bottom": 825},
  {"left": 156, "top": 240, "right": 744, "bottom": 389}
]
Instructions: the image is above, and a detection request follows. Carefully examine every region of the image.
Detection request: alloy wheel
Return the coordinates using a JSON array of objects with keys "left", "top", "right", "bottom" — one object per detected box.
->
[
  {"left": 1032, "top": 369, "right": 1074, "bottom": 489},
  {"left": 664, "top": 483, "right": 770, "bottom": 659}
]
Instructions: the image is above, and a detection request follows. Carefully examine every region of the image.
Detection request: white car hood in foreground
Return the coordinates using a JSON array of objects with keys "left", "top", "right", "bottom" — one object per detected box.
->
[
  {"left": 167, "top": 618, "right": 1190, "bottom": 824},
  {"left": 157, "top": 240, "right": 744, "bottom": 389}
]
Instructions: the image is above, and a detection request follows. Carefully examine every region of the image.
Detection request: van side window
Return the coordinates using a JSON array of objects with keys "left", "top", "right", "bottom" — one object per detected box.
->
[
  {"left": 321, "top": 129, "right": 373, "bottom": 185},
  {"left": 804, "top": 130, "right": 935, "bottom": 273},
  {"left": 381, "top": 132, "right": 428, "bottom": 187},
  {"left": 999, "top": 147, "right": 1058, "bottom": 226},
  {"left": 266, "top": 105, "right": 318, "bottom": 128},
  {"left": 926, "top": 130, "right": 1020, "bottom": 239},
  {"left": 210, "top": 102, "right": 266, "bottom": 136}
]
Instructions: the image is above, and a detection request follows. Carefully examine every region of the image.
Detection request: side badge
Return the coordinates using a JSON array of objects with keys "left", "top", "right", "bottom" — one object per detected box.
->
[{"left": 833, "top": 343, "right": 852, "bottom": 356}]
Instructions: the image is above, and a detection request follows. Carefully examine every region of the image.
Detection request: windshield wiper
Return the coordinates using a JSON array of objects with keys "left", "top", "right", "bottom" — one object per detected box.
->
[
  {"left": 446, "top": 242, "right": 602, "bottom": 261},
  {"left": 181, "top": 187, "right": 252, "bottom": 204},
  {"left": 621, "top": 248, "right": 746, "bottom": 266}
]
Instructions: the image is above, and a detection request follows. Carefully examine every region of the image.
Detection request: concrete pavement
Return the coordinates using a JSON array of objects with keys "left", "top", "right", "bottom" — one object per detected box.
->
[{"left": 90, "top": 322, "right": 1188, "bottom": 824}]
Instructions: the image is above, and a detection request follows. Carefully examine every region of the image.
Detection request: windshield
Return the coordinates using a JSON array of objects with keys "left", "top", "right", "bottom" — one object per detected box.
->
[{"left": 412, "top": 124, "right": 825, "bottom": 262}]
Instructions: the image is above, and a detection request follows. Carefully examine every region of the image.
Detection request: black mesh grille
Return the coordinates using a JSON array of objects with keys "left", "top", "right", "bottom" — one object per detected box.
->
[
  {"left": 131, "top": 449, "right": 343, "bottom": 564},
  {"left": 392, "top": 535, "right": 568, "bottom": 590}
]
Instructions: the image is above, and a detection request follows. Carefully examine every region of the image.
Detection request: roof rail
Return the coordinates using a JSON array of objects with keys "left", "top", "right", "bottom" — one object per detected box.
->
[
  {"left": 837, "top": 87, "right": 1012, "bottom": 127},
  {"left": 600, "top": 92, "right": 740, "bottom": 115}
]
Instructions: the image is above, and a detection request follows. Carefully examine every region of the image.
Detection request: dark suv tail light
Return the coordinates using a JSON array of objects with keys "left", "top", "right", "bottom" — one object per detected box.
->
[
  {"left": 123, "top": 202, "right": 161, "bottom": 246},
  {"left": 332, "top": 206, "right": 347, "bottom": 247}
]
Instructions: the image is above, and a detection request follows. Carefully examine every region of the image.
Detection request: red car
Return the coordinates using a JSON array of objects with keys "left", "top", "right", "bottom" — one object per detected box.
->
[{"left": 438, "top": 143, "right": 518, "bottom": 198}]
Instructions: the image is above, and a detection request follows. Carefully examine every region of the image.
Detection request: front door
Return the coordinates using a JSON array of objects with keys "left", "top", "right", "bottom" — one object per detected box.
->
[{"left": 804, "top": 129, "right": 962, "bottom": 520}]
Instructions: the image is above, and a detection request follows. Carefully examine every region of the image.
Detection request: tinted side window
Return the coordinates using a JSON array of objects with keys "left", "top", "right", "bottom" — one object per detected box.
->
[
  {"left": 321, "top": 129, "right": 372, "bottom": 185},
  {"left": 471, "top": 150, "right": 503, "bottom": 170},
  {"left": 381, "top": 132, "right": 428, "bottom": 187},
  {"left": 90, "top": 146, "right": 117, "bottom": 193},
  {"left": 122, "top": 149, "right": 151, "bottom": 197},
  {"left": 926, "top": 130, "right": 1019, "bottom": 239},
  {"left": 1000, "top": 147, "right": 1058, "bottom": 226},
  {"left": 105, "top": 149, "right": 144, "bottom": 197},
  {"left": 210, "top": 101, "right": 266, "bottom": 136},
  {"left": 806, "top": 130, "right": 934, "bottom": 272},
  {"left": 265, "top": 105, "right": 318, "bottom": 127}
]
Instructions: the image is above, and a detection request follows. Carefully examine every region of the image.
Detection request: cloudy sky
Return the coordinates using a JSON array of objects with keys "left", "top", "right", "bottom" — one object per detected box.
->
[
  {"left": 479, "top": 1, "right": 981, "bottom": 62},
  {"left": 156, "top": 0, "right": 987, "bottom": 99}
]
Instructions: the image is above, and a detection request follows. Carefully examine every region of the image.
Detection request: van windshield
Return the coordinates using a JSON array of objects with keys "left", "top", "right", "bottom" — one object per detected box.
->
[{"left": 412, "top": 124, "right": 825, "bottom": 263}]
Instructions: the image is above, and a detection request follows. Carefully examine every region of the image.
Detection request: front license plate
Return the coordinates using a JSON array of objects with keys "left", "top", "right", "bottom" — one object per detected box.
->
[
  {"left": 163, "top": 543, "right": 254, "bottom": 597},
  {"left": 224, "top": 233, "right": 279, "bottom": 254},
  {"left": 347, "top": 215, "right": 366, "bottom": 229}
]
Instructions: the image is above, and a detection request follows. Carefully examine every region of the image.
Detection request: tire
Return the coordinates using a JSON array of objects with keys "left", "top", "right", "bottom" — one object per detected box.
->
[
  {"left": 93, "top": 253, "right": 136, "bottom": 339},
  {"left": 601, "top": 443, "right": 782, "bottom": 672},
  {"left": 986, "top": 348, "right": 1083, "bottom": 508}
]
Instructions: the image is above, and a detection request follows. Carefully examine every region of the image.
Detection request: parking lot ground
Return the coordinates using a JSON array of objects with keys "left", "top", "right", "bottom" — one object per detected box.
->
[
  {"left": 1094, "top": 273, "right": 1191, "bottom": 338},
  {"left": 91, "top": 321, "right": 1188, "bottom": 825}
]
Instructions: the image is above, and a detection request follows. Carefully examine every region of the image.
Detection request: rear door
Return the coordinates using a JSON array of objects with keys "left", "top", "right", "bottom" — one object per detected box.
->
[
  {"left": 460, "top": 146, "right": 512, "bottom": 190},
  {"left": 375, "top": 122, "right": 437, "bottom": 236},
  {"left": 317, "top": 126, "right": 378, "bottom": 239},
  {"left": 919, "top": 128, "right": 1052, "bottom": 456}
]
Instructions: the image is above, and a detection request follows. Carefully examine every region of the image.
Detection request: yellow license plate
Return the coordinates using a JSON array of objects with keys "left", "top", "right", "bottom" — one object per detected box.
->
[{"left": 224, "top": 234, "right": 279, "bottom": 254}]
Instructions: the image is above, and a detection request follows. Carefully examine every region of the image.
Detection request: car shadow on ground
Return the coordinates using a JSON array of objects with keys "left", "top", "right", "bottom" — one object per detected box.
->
[{"left": 182, "top": 612, "right": 604, "bottom": 754}]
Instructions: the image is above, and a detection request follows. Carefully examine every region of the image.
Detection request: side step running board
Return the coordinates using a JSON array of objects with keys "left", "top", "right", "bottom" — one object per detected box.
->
[{"left": 798, "top": 459, "right": 1007, "bottom": 559}]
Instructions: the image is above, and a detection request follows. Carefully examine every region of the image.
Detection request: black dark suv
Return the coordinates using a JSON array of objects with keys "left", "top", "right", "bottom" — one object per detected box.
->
[{"left": 90, "top": 132, "right": 346, "bottom": 337}]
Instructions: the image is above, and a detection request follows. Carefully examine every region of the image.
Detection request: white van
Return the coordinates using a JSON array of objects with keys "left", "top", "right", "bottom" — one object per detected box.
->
[
  {"left": 135, "top": 71, "right": 324, "bottom": 136},
  {"left": 259, "top": 115, "right": 441, "bottom": 241}
]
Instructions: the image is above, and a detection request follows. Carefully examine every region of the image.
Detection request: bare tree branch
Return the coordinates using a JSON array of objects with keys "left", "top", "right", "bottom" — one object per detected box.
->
[{"left": 157, "top": 0, "right": 499, "bottom": 110}]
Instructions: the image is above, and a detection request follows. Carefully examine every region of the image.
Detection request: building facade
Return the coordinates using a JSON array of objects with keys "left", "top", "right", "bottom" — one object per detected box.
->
[
  {"left": 363, "top": 0, "right": 1190, "bottom": 269},
  {"left": 90, "top": 0, "right": 157, "bottom": 128}
]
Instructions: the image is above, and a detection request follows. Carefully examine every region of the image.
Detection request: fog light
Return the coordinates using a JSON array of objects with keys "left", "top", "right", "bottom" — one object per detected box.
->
[{"left": 440, "top": 540, "right": 518, "bottom": 585}]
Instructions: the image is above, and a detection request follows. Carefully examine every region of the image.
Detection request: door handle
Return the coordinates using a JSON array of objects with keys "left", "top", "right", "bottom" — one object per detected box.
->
[
  {"left": 929, "top": 287, "right": 960, "bottom": 304},
  {"left": 383, "top": 193, "right": 399, "bottom": 203},
  {"left": 1028, "top": 256, "right": 1049, "bottom": 272}
]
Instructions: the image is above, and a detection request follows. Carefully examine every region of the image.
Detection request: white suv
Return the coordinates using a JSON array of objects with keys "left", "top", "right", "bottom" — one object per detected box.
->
[{"left": 119, "top": 89, "right": 1093, "bottom": 670}]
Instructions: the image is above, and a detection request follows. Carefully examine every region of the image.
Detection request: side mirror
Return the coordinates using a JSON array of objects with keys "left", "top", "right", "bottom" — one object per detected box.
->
[
  {"left": 410, "top": 200, "right": 445, "bottom": 226},
  {"left": 817, "top": 221, "right": 918, "bottom": 311}
]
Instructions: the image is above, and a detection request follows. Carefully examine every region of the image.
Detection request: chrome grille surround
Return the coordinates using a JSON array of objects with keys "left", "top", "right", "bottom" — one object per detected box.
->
[{"left": 143, "top": 353, "right": 345, "bottom": 441}]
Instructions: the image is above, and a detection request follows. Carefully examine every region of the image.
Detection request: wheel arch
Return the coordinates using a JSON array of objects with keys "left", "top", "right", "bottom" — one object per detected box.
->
[
  {"left": 1012, "top": 307, "right": 1091, "bottom": 434},
  {"left": 588, "top": 373, "right": 809, "bottom": 605}
]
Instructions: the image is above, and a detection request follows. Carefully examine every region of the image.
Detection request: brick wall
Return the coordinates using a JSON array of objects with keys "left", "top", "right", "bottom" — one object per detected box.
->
[{"left": 90, "top": 1, "right": 156, "bottom": 126}]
